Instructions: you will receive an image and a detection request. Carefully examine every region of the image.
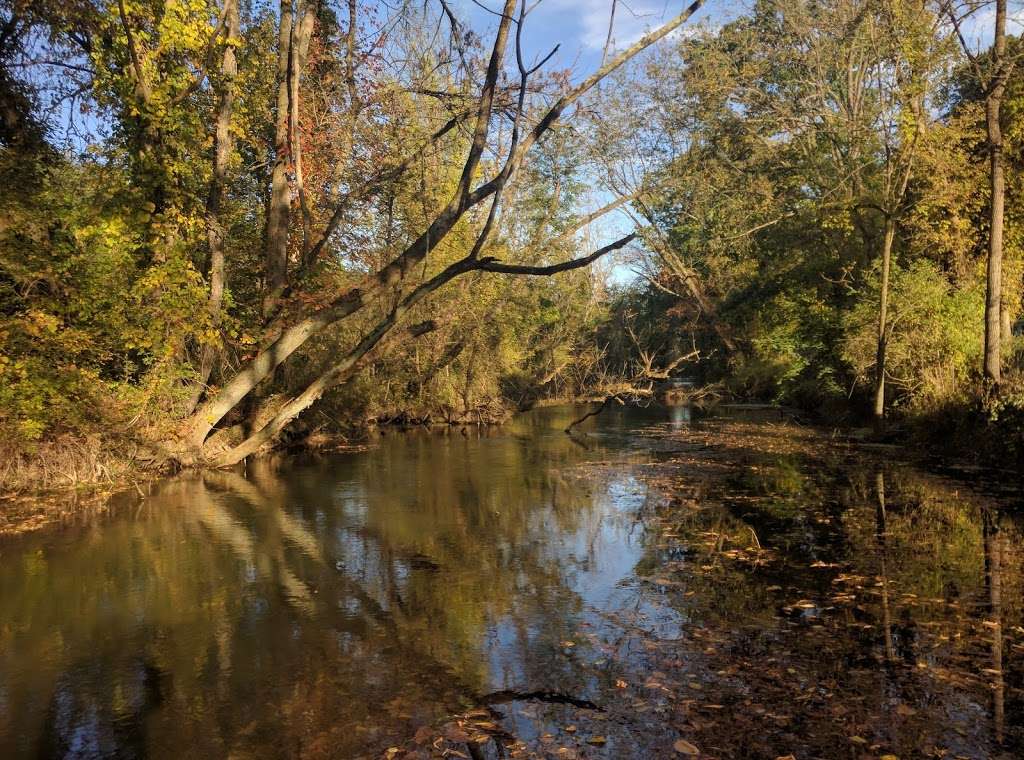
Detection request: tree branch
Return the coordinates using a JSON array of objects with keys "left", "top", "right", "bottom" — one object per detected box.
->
[{"left": 476, "top": 232, "right": 637, "bottom": 275}]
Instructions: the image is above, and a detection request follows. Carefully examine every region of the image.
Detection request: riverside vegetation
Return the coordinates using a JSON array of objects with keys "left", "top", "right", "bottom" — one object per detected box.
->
[{"left": 1, "top": 0, "right": 1022, "bottom": 490}]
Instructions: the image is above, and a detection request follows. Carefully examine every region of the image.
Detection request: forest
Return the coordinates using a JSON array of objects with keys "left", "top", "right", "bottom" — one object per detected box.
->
[
  {"left": 2, "top": 2, "right": 1023, "bottom": 759},
  {"left": 0, "top": 0, "right": 1020, "bottom": 477}
]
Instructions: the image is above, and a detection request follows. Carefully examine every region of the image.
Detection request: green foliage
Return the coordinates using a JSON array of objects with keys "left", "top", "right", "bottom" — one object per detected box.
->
[
  {"left": 0, "top": 151, "right": 208, "bottom": 446},
  {"left": 733, "top": 290, "right": 845, "bottom": 405},
  {"left": 0, "top": 0, "right": 1021, "bottom": 471},
  {"left": 601, "top": 0, "right": 1022, "bottom": 423},
  {"left": 842, "top": 259, "right": 983, "bottom": 409}
]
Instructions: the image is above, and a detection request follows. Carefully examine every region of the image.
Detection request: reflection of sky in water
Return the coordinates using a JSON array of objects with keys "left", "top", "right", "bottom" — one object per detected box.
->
[
  {"left": 0, "top": 404, "right": 1020, "bottom": 758},
  {"left": 486, "top": 473, "right": 686, "bottom": 694}
]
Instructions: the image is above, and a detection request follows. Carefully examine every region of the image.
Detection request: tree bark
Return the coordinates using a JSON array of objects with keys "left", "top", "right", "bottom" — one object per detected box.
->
[
  {"left": 263, "top": 0, "right": 294, "bottom": 318},
  {"left": 983, "top": 0, "right": 1007, "bottom": 384},
  {"left": 873, "top": 216, "right": 895, "bottom": 424},
  {"left": 189, "top": 0, "right": 240, "bottom": 413},
  {"left": 213, "top": 264, "right": 466, "bottom": 466},
  {"left": 290, "top": 1, "right": 316, "bottom": 258}
]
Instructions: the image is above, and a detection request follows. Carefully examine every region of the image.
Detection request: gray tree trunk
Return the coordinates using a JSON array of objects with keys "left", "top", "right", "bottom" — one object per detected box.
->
[
  {"left": 874, "top": 216, "right": 896, "bottom": 423},
  {"left": 983, "top": 0, "right": 1007, "bottom": 384},
  {"left": 263, "top": 0, "right": 293, "bottom": 318},
  {"left": 189, "top": 0, "right": 240, "bottom": 413}
]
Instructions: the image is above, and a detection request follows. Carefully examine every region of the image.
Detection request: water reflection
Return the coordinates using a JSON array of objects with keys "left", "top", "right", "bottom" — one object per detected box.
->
[
  {"left": 0, "top": 407, "right": 1020, "bottom": 758},
  {"left": 620, "top": 432, "right": 1024, "bottom": 759},
  {"left": 0, "top": 407, "right": 656, "bottom": 758},
  {"left": 669, "top": 402, "right": 691, "bottom": 428},
  {"left": 985, "top": 510, "right": 1007, "bottom": 746}
]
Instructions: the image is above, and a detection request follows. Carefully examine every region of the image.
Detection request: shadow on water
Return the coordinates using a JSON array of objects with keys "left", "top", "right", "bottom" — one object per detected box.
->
[{"left": 0, "top": 404, "right": 1020, "bottom": 758}]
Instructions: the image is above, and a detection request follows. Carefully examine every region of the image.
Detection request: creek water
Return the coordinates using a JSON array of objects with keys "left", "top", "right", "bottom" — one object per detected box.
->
[{"left": 0, "top": 405, "right": 1020, "bottom": 759}]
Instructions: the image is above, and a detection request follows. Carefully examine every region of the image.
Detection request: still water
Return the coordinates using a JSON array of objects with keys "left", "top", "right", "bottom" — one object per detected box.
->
[{"left": 0, "top": 406, "right": 1020, "bottom": 758}]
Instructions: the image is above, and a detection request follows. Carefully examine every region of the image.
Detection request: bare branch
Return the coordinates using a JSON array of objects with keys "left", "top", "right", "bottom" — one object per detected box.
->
[{"left": 476, "top": 232, "right": 637, "bottom": 275}]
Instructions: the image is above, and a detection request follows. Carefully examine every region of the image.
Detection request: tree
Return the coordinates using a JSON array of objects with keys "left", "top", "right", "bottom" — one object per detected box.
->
[
  {"left": 177, "top": 0, "right": 709, "bottom": 463},
  {"left": 944, "top": 0, "right": 1019, "bottom": 384}
]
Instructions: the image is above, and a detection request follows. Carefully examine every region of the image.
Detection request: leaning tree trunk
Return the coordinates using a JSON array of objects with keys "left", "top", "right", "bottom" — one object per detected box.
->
[
  {"left": 874, "top": 216, "right": 895, "bottom": 424},
  {"left": 214, "top": 234, "right": 637, "bottom": 465},
  {"left": 178, "top": 0, "right": 706, "bottom": 456}
]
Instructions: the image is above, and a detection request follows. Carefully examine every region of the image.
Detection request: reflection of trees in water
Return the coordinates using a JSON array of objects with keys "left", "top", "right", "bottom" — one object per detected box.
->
[
  {"left": 0, "top": 415, "right": 621, "bottom": 757},
  {"left": 638, "top": 452, "right": 1023, "bottom": 755},
  {"left": 37, "top": 657, "right": 166, "bottom": 760},
  {"left": 984, "top": 510, "right": 1007, "bottom": 746}
]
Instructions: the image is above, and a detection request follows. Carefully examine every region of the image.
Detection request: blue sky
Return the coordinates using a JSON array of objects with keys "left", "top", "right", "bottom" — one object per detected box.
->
[
  {"left": 452, "top": 0, "right": 1024, "bottom": 63},
  {"left": 455, "top": 0, "right": 724, "bottom": 76},
  {"left": 446, "top": 1, "right": 723, "bottom": 284},
  {"left": 449, "top": 0, "right": 731, "bottom": 285}
]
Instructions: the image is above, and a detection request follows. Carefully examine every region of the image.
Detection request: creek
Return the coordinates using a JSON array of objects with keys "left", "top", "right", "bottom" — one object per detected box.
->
[{"left": 0, "top": 405, "right": 1019, "bottom": 758}]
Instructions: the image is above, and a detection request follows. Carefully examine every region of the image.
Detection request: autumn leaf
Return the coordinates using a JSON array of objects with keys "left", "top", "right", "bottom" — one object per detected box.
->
[{"left": 673, "top": 738, "right": 700, "bottom": 755}]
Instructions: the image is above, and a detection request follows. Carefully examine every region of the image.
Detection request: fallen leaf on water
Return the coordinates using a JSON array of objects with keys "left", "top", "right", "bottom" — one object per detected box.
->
[
  {"left": 880, "top": 756, "right": 899, "bottom": 760},
  {"left": 587, "top": 736, "right": 607, "bottom": 745},
  {"left": 442, "top": 726, "right": 470, "bottom": 742},
  {"left": 849, "top": 736, "right": 868, "bottom": 745},
  {"left": 673, "top": 738, "right": 699, "bottom": 755},
  {"left": 413, "top": 726, "right": 433, "bottom": 744},
  {"left": 565, "top": 725, "right": 577, "bottom": 733},
  {"left": 615, "top": 679, "right": 628, "bottom": 688}
]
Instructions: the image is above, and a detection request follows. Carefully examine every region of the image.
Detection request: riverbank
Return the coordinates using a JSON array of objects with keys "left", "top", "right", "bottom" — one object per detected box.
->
[
  {"left": 383, "top": 414, "right": 1022, "bottom": 760},
  {"left": 2, "top": 396, "right": 1018, "bottom": 538}
]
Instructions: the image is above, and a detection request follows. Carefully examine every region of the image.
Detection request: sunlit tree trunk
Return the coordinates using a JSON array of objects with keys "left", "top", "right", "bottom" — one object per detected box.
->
[
  {"left": 289, "top": 1, "right": 316, "bottom": 257},
  {"left": 983, "top": 0, "right": 1007, "bottom": 384},
  {"left": 874, "top": 216, "right": 895, "bottom": 424},
  {"left": 263, "top": 0, "right": 293, "bottom": 318},
  {"left": 189, "top": 0, "right": 240, "bottom": 413}
]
